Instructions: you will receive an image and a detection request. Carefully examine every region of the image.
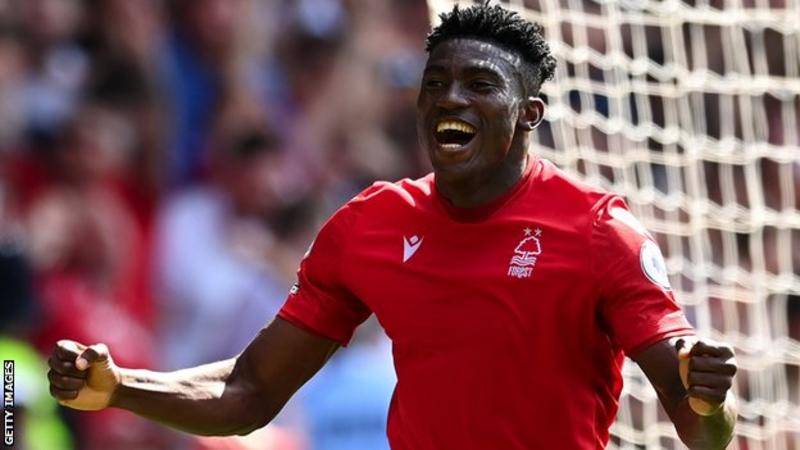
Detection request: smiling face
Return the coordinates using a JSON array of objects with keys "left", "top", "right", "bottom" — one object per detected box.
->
[{"left": 417, "top": 38, "right": 541, "bottom": 186}]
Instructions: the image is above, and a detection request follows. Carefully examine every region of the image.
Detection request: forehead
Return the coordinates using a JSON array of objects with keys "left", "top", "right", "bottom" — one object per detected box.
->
[{"left": 425, "top": 38, "right": 522, "bottom": 77}]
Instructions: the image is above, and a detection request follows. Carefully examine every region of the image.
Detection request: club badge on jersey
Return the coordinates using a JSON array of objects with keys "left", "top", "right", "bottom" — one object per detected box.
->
[{"left": 508, "top": 227, "right": 543, "bottom": 279}]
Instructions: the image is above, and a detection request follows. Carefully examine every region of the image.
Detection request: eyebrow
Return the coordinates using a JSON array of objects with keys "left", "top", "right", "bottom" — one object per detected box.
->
[
  {"left": 423, "top": 63, "right": 508, "bottom": 82},
  {"left": 463, "top": 66, "right": 505, "bottom": 82},
  {"left": 422, "top": 64, "right": 447, "bottom": 75}
]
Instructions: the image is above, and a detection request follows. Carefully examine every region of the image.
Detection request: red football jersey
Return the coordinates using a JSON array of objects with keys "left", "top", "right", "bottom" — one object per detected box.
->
[{"left": 278, "top": 156, "right": 694, "bottom": 449}]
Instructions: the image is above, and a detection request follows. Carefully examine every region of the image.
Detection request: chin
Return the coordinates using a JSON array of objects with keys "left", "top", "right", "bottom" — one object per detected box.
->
[{"left": 430, "top": 156, "right": 479, "bottom": 182}]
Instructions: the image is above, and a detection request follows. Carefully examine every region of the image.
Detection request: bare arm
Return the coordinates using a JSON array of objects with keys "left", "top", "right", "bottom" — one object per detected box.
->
[
  {"left": 48, "top": 317, "right": 339, "bottom": 436},
  {"left": 633, "top": 337, "right": 737, "bottom": 450}
]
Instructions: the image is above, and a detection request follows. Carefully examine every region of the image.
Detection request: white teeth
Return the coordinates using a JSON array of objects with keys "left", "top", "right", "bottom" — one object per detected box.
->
[
  {"left": 436, "top": 120, "right": 476, "bottom": 134},
  {"left": 440, "top": 143, "right": 463, "bottom": 150}
]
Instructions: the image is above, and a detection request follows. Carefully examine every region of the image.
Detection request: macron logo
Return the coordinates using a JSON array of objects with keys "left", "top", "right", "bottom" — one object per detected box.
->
[{"left": 403, "top": 235, "right": 423, "bottom": 263}]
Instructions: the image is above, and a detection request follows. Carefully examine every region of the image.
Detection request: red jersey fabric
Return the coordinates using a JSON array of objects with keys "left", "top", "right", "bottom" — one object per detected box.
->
[{"left": 278, "top": 156, "right": 694, "bottom": 449}]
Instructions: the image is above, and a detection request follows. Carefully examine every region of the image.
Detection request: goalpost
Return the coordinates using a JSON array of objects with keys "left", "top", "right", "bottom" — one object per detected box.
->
[{"left": 426, "top": 0, "right": 800, "bottom": 448}]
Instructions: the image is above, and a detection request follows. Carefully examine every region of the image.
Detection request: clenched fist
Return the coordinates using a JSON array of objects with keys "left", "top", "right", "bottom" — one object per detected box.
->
[
  {"left": 47, "top": 340, "right": 120, "bottom": 411},
  {"left": 677, "top": 338, "right": 737, "bottom": 416}
]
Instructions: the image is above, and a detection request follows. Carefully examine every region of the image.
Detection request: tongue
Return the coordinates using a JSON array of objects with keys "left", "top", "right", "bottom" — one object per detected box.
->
[{"left": 437, "top": 129, "right": 474, "bottom": 146}]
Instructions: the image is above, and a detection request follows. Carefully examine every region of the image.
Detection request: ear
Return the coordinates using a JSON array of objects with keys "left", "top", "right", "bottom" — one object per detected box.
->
[{"left": 517, "top": 97, "right": 545, "bottom": 131}]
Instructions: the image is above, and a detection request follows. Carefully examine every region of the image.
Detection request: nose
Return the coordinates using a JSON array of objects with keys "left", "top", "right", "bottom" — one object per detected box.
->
[{"left": 435, "top": 82, "right": 469, "bottom": 110}]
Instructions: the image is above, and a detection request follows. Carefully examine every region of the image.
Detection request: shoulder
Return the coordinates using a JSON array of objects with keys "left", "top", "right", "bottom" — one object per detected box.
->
[
  {"left": 352, "top": 174, "right": 434, "bottom": 203},
  {"left": 535, "top": 158, "right": 618, "bottom": 220},
  {"left": 323, "top": 174, "right": 434, "bottom": 232},
  {"left": 344, "top": 173, "right": 434, "bottom": 213}
]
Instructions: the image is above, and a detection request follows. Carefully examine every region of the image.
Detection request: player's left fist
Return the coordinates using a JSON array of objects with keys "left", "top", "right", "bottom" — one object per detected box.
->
[{"left": 677, "top": 338, "right": 737, "bottom": 416}]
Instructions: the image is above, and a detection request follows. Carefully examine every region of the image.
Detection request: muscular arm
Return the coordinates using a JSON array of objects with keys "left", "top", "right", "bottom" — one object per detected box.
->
[
  {"left": 49, "top": 318, "right": 339, "bottom": 436},
  {"left": 633, "top": 337, "right": 737, "bottom": 450}
]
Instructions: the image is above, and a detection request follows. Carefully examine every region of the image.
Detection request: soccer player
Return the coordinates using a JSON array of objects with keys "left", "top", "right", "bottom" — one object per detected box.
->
[{"left": 47, "top": 4, "right": 738, "bottom": 449}]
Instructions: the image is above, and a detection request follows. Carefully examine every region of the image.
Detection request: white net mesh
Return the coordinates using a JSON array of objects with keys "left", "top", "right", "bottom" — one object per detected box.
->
[{"left": 427, "top": 0, "right": 800, "bottom": 448}]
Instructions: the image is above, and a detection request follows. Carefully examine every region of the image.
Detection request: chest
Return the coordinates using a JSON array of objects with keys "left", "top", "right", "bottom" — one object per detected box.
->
[{"left": 344, "top": 215, "right": 596, "bottom": 346}]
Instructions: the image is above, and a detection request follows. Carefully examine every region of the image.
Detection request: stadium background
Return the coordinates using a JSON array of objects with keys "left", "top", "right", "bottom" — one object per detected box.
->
[{"left": 0, "top": 0, "right": 797, "bottom": 449}]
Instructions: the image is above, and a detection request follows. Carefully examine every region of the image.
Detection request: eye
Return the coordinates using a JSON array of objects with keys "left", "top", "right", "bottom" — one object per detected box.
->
[
  {"left": 424, "top": 78, "right": 445, "bottom": 89},
  {"left": 470, "top": 80, "right": 496, "bottom": 91}
]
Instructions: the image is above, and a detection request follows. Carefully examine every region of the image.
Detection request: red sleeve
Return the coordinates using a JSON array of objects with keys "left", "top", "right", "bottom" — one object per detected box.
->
[
  {"left": 277, "top": 200, "right": 371, "bottom": 346},
  {"left": 591, "top": 195, "right": 694, "bottom": 356}
]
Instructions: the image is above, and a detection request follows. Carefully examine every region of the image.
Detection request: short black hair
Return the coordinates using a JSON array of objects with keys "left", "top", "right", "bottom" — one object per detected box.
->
[{"left": 425, "top": 2, "right": 556, "bottom": 95}]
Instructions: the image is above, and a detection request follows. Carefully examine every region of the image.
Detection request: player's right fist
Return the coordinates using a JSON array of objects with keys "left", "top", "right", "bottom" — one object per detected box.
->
[{"left": 47, "top": 340, "right": 120, "bottom": 411}]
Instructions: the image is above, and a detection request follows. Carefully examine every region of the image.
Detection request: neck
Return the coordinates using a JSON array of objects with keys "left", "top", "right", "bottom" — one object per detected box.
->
[{"left": 435, "top": 144, "right": 530, "bottom": 209}]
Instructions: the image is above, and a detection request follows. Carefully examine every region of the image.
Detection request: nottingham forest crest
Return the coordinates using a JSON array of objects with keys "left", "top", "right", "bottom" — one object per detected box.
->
[{"left": 508, "top": 228, "right": 542, "bottom": 279}]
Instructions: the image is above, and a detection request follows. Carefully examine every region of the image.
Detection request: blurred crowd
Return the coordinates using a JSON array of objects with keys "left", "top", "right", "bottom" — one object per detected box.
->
[{"left": 0, "top": 0, "right": 431, "bottom": 449}]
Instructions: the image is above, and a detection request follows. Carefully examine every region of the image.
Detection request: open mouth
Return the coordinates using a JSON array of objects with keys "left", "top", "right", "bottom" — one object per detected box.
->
[{"left": 434, "top": 120, "right": 477, "bottom": 150}]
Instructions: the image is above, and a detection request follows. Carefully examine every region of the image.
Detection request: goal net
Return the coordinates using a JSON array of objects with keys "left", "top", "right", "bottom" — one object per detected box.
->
[{"left": 427, "top": 0, "right": 800, "bottom": 448}]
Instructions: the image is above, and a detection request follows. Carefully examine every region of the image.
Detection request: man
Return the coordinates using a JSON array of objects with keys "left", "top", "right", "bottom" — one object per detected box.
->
[
  {"left": 47, "top": 4, "right": 737, "bottom": 449},
  {"left": 154, "top": 128, "right": 288, "bottom": 370}
]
